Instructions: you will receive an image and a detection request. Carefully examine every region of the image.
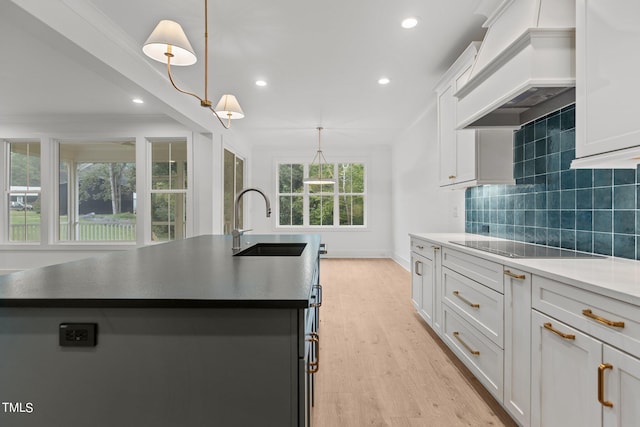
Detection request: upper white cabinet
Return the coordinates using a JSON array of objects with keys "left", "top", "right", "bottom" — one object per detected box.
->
[
  {"left": 573, "top": 0, "right": 640, "bottom": 168},
  {"left": 436, "top": 42, "right": 514, "bottom": 189}
]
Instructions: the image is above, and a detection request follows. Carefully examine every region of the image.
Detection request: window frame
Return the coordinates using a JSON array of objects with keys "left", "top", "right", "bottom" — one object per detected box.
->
[{"left": 275, "top": 158, "right": 368, "bottom": 230}]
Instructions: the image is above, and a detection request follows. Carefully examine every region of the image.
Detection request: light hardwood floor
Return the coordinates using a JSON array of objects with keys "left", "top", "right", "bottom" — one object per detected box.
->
[{"left": 311, "top": 258, "right": 517, "bottom": 427}]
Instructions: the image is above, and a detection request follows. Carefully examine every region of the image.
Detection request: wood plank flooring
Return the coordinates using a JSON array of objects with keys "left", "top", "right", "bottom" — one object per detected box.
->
[{"left": 311, "top": 258, "right": 517, "bottom": 427}]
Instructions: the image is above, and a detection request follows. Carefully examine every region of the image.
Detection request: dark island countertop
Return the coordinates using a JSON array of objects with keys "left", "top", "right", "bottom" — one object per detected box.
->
[{"left": 0, "top": 234, "right": 321, "bottom": 309}]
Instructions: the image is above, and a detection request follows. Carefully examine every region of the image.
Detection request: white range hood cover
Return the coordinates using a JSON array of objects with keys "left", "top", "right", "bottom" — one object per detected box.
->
[{"left": 455, "top": 0, "right": 576, "bottom": 129}]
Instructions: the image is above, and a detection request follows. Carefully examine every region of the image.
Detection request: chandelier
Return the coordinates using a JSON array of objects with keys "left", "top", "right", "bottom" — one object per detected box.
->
[
  {"left": 303, "top": 127, "right": 336, "bottom": 185},
  {"left": 142, "top": 0, "right": 244, "bottom": 129}
]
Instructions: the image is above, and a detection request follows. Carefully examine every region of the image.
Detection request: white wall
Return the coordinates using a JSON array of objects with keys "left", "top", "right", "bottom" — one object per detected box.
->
[
  {"left": 248, "top": 143, "right": 393, "bottom": 258},
  {"left": 391, "top": 102, "right": 466, "bottom": 269}
]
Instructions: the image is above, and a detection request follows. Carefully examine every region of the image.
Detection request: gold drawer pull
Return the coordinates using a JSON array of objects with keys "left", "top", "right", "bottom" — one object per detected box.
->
[
  {"left": 543, "top": 322, "right": 575, "bottom": 340},
  {"left": 453, "top": 291, "right": 480, "bottom": 308},
  {"left": 453, "top": 332, "right": 480, "bottom": 356},
  {"left": 416, "top": 245, "right": 425, "bottom": 250},
  {"left": 598, "top": 363, "right": 614, "bottom": 407},
  {"left": 448, "top": 175, "right": 456, "bottom": 179},
  {"left": 582, "top": 309, "right": 625, "bottom": 328},
  {"left": 432, "top": 246, "right": 440, "bottom": 251},
  {"left": 504, "top": 270, "right": 526, "bottom": 280},
  {"left": 307, "top": 332, "right": 319, "bottom": 374}
]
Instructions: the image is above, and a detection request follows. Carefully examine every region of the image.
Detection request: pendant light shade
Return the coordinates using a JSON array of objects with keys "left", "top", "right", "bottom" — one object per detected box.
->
[
  {"left": 142, "top": 1, "right": 245, "bottom": 129},
  {"left": 304, "top": 127, "right": 336, "bottom": 185},
  {"left": 143, "top": 20, "right": 197, "bottom": 66}
]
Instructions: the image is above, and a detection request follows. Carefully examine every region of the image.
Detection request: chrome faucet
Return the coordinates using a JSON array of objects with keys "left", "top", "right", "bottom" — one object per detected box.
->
[{"left": 232, "top": 187, "right": 271, "bottom": 250}]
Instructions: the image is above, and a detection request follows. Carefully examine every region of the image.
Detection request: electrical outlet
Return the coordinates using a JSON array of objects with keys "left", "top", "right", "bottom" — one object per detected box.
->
[{"left": 59, "top": 323, "right": 97, "bottom": 347}]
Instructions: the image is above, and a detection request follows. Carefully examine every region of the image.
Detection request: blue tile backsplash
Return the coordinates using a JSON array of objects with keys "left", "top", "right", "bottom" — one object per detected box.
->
[{"left": 465, "top": 104, "right": 640, "bottom": 260}]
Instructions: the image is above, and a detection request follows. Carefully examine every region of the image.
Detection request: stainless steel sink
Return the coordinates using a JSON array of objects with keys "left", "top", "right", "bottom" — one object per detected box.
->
[{"left": 234, "top": 242, "right": 307, "bottom": 257}]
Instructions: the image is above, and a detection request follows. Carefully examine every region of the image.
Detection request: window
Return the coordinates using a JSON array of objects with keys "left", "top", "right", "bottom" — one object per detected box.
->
[
  {"left": 8, "top": 142, "right": 41, "bottom": 242},
  {"left": 59, "top": 142, "right": 136, "bottom": 241},
  {"left": 150, "top": 140, "right": 187, "bottom": 241},
  {"left": 277, "top": 162, "right": 366, "bottom": 227},
  {"left": 223, "top": 149, "right": 244, "bottom": 234}
]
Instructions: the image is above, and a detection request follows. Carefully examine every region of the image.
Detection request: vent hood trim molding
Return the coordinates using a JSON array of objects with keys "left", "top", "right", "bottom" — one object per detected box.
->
[{"left": 454, "top": 27, "right": 575, "bottom": 129}]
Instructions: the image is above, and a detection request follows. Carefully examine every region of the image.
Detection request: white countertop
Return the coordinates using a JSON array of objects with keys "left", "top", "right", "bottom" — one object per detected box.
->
[{"left": 410, "top": 233, "right": 640, "bottom": 306}]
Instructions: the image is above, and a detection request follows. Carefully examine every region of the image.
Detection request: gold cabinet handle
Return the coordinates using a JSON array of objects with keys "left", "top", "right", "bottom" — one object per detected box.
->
[
  {"left": 543, "top": 322, "right": 575, "bottom": 340},
  {"left": 582, "top": 309, "right": 625, "bottom": 328},
  {"left": 311, "top": 284, "right": 322, "bottom": 308},
  {"left": 453, "top": 331, "right": 480, "bottom": 356},
  {"left": 598, "top": 363, "right": 614, "bottom": 407},
  {"left": 453, "top": 291, "right": 480, "bottom": 308},
  {"left": 414, "top": 260, "right": 422, "bottom": 277},
  {"left": 448, "top": 175, "right": 456, "bottom": 179},
  {"left": 504, "top": 270, "right": 526, "bottom": 280},
  {"left": 432, "top": 246, "right": 441, "bottom": 251},
  {"left": 307, "top": 332, "right": 319, "bottom": 374},
  {"left": 416, "top": 245, "right": 425, "bottom": 250}
]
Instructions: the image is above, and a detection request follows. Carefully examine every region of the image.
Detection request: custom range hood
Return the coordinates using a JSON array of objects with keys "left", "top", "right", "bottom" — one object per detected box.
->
[{"left": 455, "top": 0, "right": 576, "bottom": 129}]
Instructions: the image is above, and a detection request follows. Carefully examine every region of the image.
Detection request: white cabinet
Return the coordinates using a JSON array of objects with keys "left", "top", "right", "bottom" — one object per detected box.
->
[
  {"left": 436, "top": 42, "right": 514, "bottom": 188},
  {"left": 410, "top": 237, "right": 441, "bottom": 333},
  {"left": 531, "top": 310, "right": 601, "bottom": 427},
  {"left": 503, "top": 267, "right": 531, "bottom": 427},
  {"left": 573, "top": 0, "right": 640, "bottom": 168},
  {"left": 531, "top": 276, "right": 640, "bottom": 427}
]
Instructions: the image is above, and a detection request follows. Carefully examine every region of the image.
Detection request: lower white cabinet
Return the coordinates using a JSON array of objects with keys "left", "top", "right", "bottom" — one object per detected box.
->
[
  {"left": 531, "top": 275, "right": 640, "bottom": 427},
  {"left": 503, "top": 268, "right": 531, "bottom": 427},
  {"left": 410, "top": 238, "right": 441, "bottom": 333}
]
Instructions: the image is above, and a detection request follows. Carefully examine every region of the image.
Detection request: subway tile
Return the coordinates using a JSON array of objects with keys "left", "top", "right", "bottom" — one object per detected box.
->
[
  {"left": 560, "top": 149, "right": 576, "bottom": 170},
  {"left": 465, "top": 103, "right": 638, "bottom": 261},
  {"left": 613, "top": 234, "right": 636, "bottom": 259},
  {"left": 535, "top": 227, "right": 548, "bottom": 245},
  {"left": 576, "top": 189, "right": 593, "bottom": 210},
  {"left": 560, "top": 129, "right": 576, "bottom": 151},
  {"left": 576, "top": 170, "right": 593, "bottom": 188},
  {"left": 614, "top": 185, "right": 635, "bottom": 210},
  {"left": 560, "top": 229, "right": 576, "bottom": 250},
  {"left": 593, "top": 187, "right": 612, "bottom": 209},
  {"left": 576, "top": 210, "right": 593, "bottom": 231},
  {"left": 548, "top": 228, "right": 561, "bottom": 246},
  {"left": 548, "top": 210, "right": 561, "bottom": 228},
  {"left": 561, "top": 190, "right": 576, "bottom": 210},
  {"left": 594, "top": 169, "right": 612, "bottom": 187},
  {"left": 576, "top": 231, "right": 593, "bottom": 253},
  {"left": 593, "top": 233, "right": 613, "bottom": 256},
  {"left": 561, "top": 210, "right": 576, "bottom": 230},
  {"left": 547, "top": 191, "right": 561, "bottom": 209},
  {"left": 534, "top": 120, "right": 547, "bottom": 140},
  {"left": 614, "top": 211, "right": 635, "bottom": 234},
  {"left": 614, "top": 169, "right": 635, "bottom": 185},
  {"left": 560, "top": 107, "right": 575, "bottom": 131},
  {"left": 546, "top": 112, "right": 561, "bottom": 135},
  {"left": 524, "top": 122, "right": 535, "bottom": 143},
  {"left": 593, "top": 210, "right": 613, "bottom": 233},
  {"left": 535, "top": 157, "right": 547, "bottom": 175}
]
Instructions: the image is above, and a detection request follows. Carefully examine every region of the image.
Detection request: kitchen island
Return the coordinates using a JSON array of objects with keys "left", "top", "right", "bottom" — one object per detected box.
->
[{"left": 0, "top": 234, "right": 322, "bottom": 427}]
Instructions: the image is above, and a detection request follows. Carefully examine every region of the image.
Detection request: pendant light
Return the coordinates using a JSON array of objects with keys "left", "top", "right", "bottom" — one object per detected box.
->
[
  {"left": 143, "top": 0, "right": 244, "bottom": 129},
  {"left": 303, "top": 127, "right": 336, "bottom": 185}
]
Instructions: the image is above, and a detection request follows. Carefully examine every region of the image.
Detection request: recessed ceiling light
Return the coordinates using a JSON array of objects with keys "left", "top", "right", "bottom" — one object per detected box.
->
[
  {"left": 132, "top": 98, "right": 144, "bottom": 104},
  {"left": 401, "top": 17, "right": 418, "bottom": 29},
  {"left": 255, "top": 80, "right": 267, "bottom": 87},
  {"left": 378, "top": 77, "right": 390, "bottom": 85}
]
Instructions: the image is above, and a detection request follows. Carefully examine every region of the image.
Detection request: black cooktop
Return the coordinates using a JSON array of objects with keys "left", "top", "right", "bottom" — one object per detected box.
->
[{"left": 449, "top": 240, "right": 605, "bottom": 259}]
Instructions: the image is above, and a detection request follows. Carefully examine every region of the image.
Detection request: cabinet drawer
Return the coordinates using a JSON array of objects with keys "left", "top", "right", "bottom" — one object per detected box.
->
[
  {"left": 442, "top": 247, "right": 503, "bottom": 293},
  {"left": 410, "top": 238, "right": 438, "bottom": 259},
  {"left": 442, "top": 305, "right": 504, "bottom": 402},
  {"left": 532, "top": 275, "right": 640, "bottom": 356},
  {"left": 443, "top": 267, "right": 504, "bottom": 347}
]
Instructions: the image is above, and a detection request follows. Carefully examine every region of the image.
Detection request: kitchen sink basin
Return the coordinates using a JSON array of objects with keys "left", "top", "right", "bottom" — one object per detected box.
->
[{"left": 234, "top": 242, "right": 307, "bottom": 257}]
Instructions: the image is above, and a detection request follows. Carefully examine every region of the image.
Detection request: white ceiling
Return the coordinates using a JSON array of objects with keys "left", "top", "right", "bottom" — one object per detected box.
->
[{"left": 1, "top": 0, "right": 490, "bottom": 147}]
